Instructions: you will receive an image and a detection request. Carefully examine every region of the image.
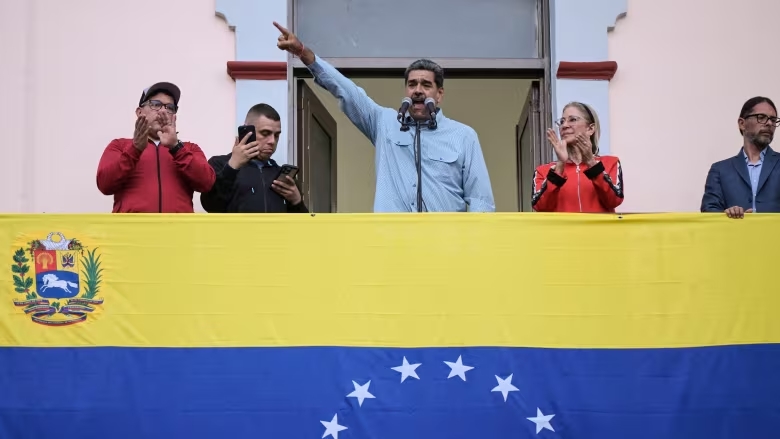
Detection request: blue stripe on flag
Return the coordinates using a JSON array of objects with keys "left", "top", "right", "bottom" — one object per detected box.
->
[{"left": 1, "top": 345, "right": 778, "bottom": 438}]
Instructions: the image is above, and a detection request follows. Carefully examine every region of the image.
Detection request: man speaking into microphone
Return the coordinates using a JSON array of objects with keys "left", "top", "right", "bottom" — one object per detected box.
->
[{"left": 272, "top": 22, "right": 494, "bottom": 213}]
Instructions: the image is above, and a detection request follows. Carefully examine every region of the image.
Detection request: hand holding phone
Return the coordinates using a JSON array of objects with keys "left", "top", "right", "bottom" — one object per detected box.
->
[
  {"left": 237, "top": 125, "right": 257, "bottom": 144},
  {"left": 228, "top": 125, "right": 260, "bottom": 169},
  {"left": 272, "top": 164, "right": 302, "bottom": 205}
]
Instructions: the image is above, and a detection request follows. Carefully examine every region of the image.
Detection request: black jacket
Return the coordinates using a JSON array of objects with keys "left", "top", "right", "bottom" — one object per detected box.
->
[{"left": 200, "top": 154, "right": 308, "bottom": 213}]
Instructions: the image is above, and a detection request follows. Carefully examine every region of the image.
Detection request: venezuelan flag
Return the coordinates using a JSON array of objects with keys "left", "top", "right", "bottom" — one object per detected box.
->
[{"left": 1, "top": 213, "right": 778, "bottom": 438}]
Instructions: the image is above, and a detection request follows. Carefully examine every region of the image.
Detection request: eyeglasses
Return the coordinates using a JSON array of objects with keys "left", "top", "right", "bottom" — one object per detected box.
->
[
  {"left": 554, "top": 116, "right": 587, "bottom": 127},
  {"left": 744, "top": 113, "right": 780, "bottom": 127},
  {"left": 142, "top": 99, "right": 177, "bottom": 114}
]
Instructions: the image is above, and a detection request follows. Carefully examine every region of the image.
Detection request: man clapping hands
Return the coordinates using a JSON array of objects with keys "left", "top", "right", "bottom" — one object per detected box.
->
[{"left": 96, "top": 82, "right": 215, "bottom": 213}]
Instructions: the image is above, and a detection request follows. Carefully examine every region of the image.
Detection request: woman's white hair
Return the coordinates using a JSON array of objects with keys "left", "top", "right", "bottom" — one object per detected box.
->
[{"left": 563, "top": 102, "right": 600, "bottom": 155}]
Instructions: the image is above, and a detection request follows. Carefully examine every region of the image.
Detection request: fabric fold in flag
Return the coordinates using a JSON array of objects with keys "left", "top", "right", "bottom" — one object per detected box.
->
[{"left": 1, "top": 213, "right": 779, "bottom": 438}]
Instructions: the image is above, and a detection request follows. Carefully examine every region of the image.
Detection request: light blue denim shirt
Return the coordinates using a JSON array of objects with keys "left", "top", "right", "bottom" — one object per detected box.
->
[
  {"left": 307, "top": 56, "right": 495, "bottom": 213},
  {"left": 743, "top": 148, "right": 766, "bottom": 212}
]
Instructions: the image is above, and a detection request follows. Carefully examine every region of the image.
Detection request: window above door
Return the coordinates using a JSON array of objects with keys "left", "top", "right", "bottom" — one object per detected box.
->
[{"left": 293, "top": 0, "right": 541, "bottom": 60}]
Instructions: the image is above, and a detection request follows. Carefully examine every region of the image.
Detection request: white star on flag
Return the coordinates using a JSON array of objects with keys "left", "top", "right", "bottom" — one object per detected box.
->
[
  {"left": 527, "top": 407, "right": 555, "bottom": 434},
  {"left": 491, "top": 374, "right": 519, "bottom": 402},
  {"left": 443, "top": 355, "right": 474, "bottom": 381},
  {"left": 320, "top": 414, "right": 348, "bottom": 439},
  {"left": 347, "top": 380, "right": 375, "bottom": 407},
  {"left": 391, "top": 356, "right": 421, "bottom": 383}
]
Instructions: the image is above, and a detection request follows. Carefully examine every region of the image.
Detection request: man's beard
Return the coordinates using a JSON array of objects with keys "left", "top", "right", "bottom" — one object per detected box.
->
[{"left": 750, "top": 131, "right": 773, "bottom": 148}]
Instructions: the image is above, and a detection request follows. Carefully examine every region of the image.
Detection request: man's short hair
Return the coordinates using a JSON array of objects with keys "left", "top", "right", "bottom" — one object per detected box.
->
[
  {"left": 404, "top": 59, "right": 444, "bottom": 89},
  {"left": 246, "top": 103, "right": 281, "bottom": 122}
]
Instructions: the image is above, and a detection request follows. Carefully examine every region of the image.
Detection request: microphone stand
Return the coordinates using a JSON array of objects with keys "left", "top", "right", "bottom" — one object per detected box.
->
[{"left": 399, "top": 115, "right": 437, "bottom": 213}]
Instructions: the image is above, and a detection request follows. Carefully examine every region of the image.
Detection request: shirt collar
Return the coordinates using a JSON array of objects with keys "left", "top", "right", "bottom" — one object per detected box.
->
[
  {"left": 251, "top": 158, "right": 275, "bottom": 168},
  {"left": 742, "top": 147, "right": 767, "bottom": 163}
]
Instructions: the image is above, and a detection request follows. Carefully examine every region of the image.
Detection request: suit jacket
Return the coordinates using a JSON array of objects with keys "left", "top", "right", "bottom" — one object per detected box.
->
[{"left": 701, "top": 146, "right": 780, "bottom": 212}]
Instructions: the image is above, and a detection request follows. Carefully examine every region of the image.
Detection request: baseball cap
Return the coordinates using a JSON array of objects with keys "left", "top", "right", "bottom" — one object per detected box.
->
[{"left": 138, "top": 82, "right": 181, "bottom": 107}]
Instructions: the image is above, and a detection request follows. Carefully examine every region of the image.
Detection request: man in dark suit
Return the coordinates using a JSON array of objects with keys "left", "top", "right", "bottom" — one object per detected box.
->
[
  {"left": 701, "top": 96, "right": 780, "bottom": 218},
  {"left": 200, "top": 104, "right": 308, "bottom": 213}
]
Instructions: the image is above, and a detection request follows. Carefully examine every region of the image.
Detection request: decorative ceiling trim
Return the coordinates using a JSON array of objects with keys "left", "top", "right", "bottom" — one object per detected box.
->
[
  {"left": 556, "top": 61, "right": 618, "bottom": 81},
  {"left": 226, "top": 61, "right": 287, "bottom": 80}
]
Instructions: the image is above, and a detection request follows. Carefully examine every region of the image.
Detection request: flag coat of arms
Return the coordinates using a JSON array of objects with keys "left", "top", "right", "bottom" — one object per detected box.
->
[
  {"left": 0, "top": 213, "right": 778, "bottom": 439},
  {"left": 10, "top": 231, "right": 104, "bottom": 326}
]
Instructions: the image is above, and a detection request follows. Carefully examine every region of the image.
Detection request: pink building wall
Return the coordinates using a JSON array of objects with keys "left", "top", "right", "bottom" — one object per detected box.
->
[
  {"left": 0, "top": 0, "right": 236, "bottom": 213},
  {"left": 3, "top": 0, "right": 779, "bottom": 214},
  {"left": 609, "top": 0, "right": 780, "bottom": 212}
]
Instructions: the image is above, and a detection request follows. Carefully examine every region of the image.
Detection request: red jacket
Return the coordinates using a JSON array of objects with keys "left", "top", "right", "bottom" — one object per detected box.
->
[
  {"left": 96, "top": 138, "right": 216, "bottom": 213},
  {"left": 532, "top": 156, "right": 624, "bottom": 213}
]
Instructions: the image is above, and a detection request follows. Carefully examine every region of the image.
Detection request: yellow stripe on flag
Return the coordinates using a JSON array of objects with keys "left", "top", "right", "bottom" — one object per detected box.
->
[{"left": 1, "top": 213, "right": 778, "bottom": 349}]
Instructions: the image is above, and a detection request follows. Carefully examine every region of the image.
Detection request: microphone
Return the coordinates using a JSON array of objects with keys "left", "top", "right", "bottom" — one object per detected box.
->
[
  {"left": 424, "top": 97, "right": 438, "bottom": 129},
  {"left": 397, "top": 97, "right": 412, "bottom": 121}
]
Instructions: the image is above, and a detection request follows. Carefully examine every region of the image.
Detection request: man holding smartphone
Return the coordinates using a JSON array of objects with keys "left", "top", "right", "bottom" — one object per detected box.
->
[{"left": 200, "top": 104, "right": 308, "bottom": 213}]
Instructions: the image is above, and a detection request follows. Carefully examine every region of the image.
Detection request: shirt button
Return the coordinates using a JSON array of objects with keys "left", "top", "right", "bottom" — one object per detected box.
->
[{"left": 412, "top": 184, "right": 416, "bottom": 187}]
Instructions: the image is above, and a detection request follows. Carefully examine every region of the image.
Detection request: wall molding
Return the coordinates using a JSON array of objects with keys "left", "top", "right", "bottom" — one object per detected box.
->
[
  {"left": 556, "top": 61, "right": 618, "bottom": 80},
  {"left": 226, "top": 61, "right": 287, "bottom": 80},
  {"left": 608, "top": 11, "right": 627, "bottom": 32}
]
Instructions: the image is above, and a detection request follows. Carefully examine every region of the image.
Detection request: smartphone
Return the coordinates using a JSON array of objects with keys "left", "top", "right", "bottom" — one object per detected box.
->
[
  {"left": 276, "top": 164, "right": 299, "bottom": 181},
  {"left": 237, "top": 125, "right": 256, "bottom": 144}
]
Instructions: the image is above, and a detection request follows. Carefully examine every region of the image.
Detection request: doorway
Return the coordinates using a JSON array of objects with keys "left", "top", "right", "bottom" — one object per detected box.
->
[
  {"left": 296, "top": 81, "right": 338, "bottom": 213},
  {"left": 517, "top": 81, "right": 547, "bottom": 212},
  {"left": 286, "top": 0, "right": 552, "bottom": 212}
]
